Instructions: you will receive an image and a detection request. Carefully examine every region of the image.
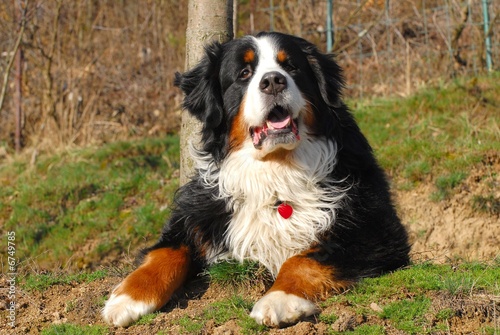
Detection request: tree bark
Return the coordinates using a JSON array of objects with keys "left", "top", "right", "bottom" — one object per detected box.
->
[{"left": 180, "top": 0, "right": 233, "bottom": 185}]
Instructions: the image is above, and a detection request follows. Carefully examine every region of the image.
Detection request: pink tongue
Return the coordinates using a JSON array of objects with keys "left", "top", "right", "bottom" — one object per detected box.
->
[{"left": 269, "top": 115, "right": 290, "bottom": 129}]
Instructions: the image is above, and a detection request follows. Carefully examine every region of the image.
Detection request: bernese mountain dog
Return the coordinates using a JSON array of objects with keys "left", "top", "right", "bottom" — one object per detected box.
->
[{"left": 102, "top": 32, "right": 410, "bottom": 328}]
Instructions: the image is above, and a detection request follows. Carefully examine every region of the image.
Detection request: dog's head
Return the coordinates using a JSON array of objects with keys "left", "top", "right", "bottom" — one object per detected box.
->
[{"left": 175, "top": 32, "right": 345, "bottom": 162}]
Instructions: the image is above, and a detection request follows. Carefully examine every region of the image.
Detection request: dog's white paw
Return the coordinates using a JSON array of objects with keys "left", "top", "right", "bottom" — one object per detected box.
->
[
  {"left": 250, "top": 291, "right": 319, "bottom": 327},
  {"left": 102, "top": 291, "right": 156, "bottom": 327}
]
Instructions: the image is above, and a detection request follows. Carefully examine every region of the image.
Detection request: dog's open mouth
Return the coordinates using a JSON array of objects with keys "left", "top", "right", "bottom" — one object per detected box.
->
[{"left": 250, "top": 106, "right": 300, "bottom": 149}]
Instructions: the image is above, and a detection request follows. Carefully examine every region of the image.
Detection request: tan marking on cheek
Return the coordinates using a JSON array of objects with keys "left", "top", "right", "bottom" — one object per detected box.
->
[
  {"left": 303, "top": 103, "right": 316, "bottom": 130},
  {"left": 268, "top": 249, "right": 353, "bottom": 301},
  {"left": 244, "top": 49, "right": 255, "bottom": 63},
  {"left": 277, "top": 50, "right": 287, "bottom": 63},
  {"left": 228, "top": 97, "right": 248, "bottom": 152}
]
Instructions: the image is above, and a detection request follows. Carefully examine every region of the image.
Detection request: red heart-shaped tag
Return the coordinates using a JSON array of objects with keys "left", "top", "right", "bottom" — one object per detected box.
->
[{"left": 277, "top": 203, "right": 293, "bottom": 219}]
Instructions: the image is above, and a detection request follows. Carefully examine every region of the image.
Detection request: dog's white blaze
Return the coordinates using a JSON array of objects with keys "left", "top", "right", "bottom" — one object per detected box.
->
[
  {"left": 243, "top": 36, "right": 306, "bottom": 127},
  {"left": 195, "top": 135, "right": 348, "bottom": 277}
]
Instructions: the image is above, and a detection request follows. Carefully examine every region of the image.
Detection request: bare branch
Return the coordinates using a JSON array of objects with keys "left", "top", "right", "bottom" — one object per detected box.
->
[
  {"left": 334, "top": 7, "right": 386, "bottom": 54},
  {"left": 0, "top": 0, "right": 28, "bottom": 113}
]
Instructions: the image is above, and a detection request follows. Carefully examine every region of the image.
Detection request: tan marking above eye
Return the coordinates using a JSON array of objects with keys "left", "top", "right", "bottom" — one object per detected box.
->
[
  {"left": 243, "top": 49, "right": 255, "bottom": 63},
  {"left": 277, "top": 50, "right": 287, "bottom": 63}
]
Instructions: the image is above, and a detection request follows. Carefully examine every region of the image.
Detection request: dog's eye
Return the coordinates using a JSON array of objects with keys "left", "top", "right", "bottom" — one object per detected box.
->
[
  {"left": 239, "top": 67, "right": 253, "bottom": 80},
  {"left": 282, "top": 62, "right": 297, "bottom": 73}
]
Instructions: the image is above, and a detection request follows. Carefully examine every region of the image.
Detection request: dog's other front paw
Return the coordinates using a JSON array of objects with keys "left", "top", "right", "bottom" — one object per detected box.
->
[
  {"left": 102, "top": 286, "right": 156, "bottom": 327},
  {"left": 250, "top": 291, "right": 319, "bottom": 327}
]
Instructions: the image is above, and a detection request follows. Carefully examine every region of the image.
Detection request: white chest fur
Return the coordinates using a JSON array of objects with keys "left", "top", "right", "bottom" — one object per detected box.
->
[{"left": 196, "top": 138, "right": 347, "bottom": 277}]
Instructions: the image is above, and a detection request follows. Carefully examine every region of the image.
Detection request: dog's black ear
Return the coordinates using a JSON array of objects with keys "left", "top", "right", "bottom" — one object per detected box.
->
[
  {"left": 295, "top": 37, "right": 375, "bottom": 168},
  {"left": 174, "top": 42, "right": 224, "bottom": 129},
  {"left": 296, "top": 39, "right": 344, "bottom": 108}
]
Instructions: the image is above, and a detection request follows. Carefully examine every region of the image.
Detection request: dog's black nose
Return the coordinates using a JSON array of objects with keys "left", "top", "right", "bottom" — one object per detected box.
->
[{"left": 259, "top": 72, "right": 287, "bottom": 95}]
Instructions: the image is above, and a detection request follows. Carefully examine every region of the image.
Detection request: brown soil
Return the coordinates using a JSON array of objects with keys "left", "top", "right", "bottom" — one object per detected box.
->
[
  {"left": 401, "top": 152, "right": 500, "bottom": 262},
  {"left": 1, "top": 153, "right": 499, "bottom": 335},
  {"left": 2, "top": 275, "right": 499, "bottom": 335}
]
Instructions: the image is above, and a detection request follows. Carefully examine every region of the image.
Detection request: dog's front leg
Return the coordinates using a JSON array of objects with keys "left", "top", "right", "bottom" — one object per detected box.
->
[
  {"left": 250, "top": 247, "right": 353, "bottom": 327},
  {"left": 102, "top": 245, "right": 191, "bottom": 327}
]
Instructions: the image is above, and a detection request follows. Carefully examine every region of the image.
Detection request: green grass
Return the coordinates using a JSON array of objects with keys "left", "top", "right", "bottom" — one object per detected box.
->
[
  {"left": 176, "top": 315, "right": 205, "bottom": 334},
  {"left": 0, "top": 136, "right": 179, "bottom": 270},
  {"left": 176, "top": 260, "right": 498, "bottom": 334},
  {"left": 204, "top": 295, "right": 253, "bottom": 324},
  {"left": 323, "top": 261, "right": 500, "bottom": 333},
  {"left": 352, "top": 74, "right": 500, "bottom": 190},
  {"left": 175, "top": 295, "right": 266, "bottom": 335},
  {"left": 431, "top": 172, "right": 467, "bottom": 201},
  {"left": 380, "top": 296, "right": 432, "bottom": 334},
  {"left": 318, "top": 312, "right": 338, "bottom": 324},
  {"left": 40, "top": 324, "right": 108, "bottom": 335},
  {"left": 483, "top": 326, "right": 499, "bottom": 335},
  {"left": 206, "top": 260, "right": 266, "bottom": 286},
  {"left": 22, "top": 269, "right": 108, "bottom": 291},
  {"left": 135, "top": 312, "right": 159, "bottom": 325},
  {"left": 327, "top": 261, "right": 500, "bottom": 305},
  {"left": 435, "top": 308, "right": 455, "bottom": 321},
  {"left": 472, "top": 194, "right": 500, "bottom": 215}
]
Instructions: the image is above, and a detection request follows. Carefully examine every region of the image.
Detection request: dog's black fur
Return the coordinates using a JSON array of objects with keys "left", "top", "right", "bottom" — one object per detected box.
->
[{"left": 147, "top": 32, "right": 410, "bottom": 281}]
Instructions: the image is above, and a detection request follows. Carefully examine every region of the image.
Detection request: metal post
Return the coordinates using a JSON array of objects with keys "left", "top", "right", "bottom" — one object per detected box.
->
[
  {"left": 385, "top": 0, "right": 392, "bottom": 95},
  {"left": 15, "top": 43, "right": 22, "bottom": 153},
  {"left": 269, "top": 0, "right": 274, "bottom": 32},
  {"left": 15, "top": 0, "right": 24, "bottom": 153},
  {"left": 326, "top": 0, "right": 333, "bottom": 52},
  {"left": 250, "top": 0, "right": 255, "bottom": 34},
  {"left": 422, "top": 0, "right": 429, "bottom": 76},
  {"left": 357, "top": 0, "right": 363, "bottom": 98},
  {"left": 482, "top": 0, "right": 493, "bottom": 72},
  {"left": 445, "top": 1, "right": 453, "bottom": 67}
]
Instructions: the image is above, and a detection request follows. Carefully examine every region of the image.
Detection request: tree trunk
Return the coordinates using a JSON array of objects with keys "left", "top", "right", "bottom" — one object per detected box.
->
[{"left": 180, "top": 0, "right": 233, "bottom": 185}]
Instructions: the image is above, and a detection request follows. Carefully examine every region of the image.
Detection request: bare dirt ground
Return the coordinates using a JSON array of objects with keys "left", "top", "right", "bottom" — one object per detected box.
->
[
  {"left": 401, "top": 152, "right": 500, "bottom": 263},
  {"left": 1, "top": 153, "right": 499, "bottom": 335}
]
